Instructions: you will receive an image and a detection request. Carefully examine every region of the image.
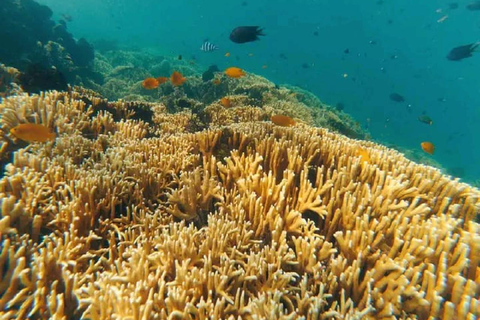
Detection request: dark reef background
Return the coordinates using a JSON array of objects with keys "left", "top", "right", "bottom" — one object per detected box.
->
[{"left": 0, "top": 0, "right": 101, "bottom": 92}]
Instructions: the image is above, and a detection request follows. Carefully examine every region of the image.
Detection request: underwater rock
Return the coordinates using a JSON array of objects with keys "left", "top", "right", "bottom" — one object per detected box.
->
[
  {"left": 18, "top": 63, "right": 68, "bottom": 93},
  {"left": 150, "top": 60, "right": 172, "bottom": 77},
  {"left": 0, "top": 0, "right": 96, "bottom": 85},
  {"left": 70, "top": 38, "right": 95, "bottom": 68},
  {"left": 94, "top": 56, "right": 114, "bottom": 75},
  {"left": 100, "top": 78, "right": 130, "bottom": 100}
]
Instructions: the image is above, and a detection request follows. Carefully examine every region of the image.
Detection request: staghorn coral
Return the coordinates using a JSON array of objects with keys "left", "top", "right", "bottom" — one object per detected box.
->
[{"left": 0, "top": 91, "right": 479, "bottom": 319}]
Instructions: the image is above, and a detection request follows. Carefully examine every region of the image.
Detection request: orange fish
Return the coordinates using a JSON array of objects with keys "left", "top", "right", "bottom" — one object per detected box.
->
[
  {"left": 171, "top": 71, "right": 186, "bottom": 86},
  {"left": 355, "top": 147, "right": 370, "bottom": 164},
  {"left": 225, "top": 67, "right": 246, "bottom": 78},
  {"left": 156, "top": 77, "right": 169, "bottom": 84},
  {"left": 220, "top": 97, "right": 231, "bottom": 108},
  {"left": 10, "top": 123, "right": 55, "bottom": 143},
  {"left": 225, "top": 52, "right": 230, "bottom": 57},
  {"left": 142, "top": 77, "right": 159, "bottom": 89},
  {"left": 271, "top": 115, "right": 296, "bottom": 127},
  {"left": 421, "top": 141, "right": 435, "bottom": 155},
  {"left": 213, "top": 78, "right": 221, "bottom": 85},
  {"left": 262, "top": 65, "right": 268, "bottom": 69}
]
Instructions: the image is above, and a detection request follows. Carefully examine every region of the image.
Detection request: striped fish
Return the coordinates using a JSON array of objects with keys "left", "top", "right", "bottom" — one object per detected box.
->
[{"left": 200, "top": 41, "right": 219, "bottom": 52}]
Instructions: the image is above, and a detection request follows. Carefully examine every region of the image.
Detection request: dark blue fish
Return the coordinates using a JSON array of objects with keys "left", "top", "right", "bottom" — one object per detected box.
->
[
  {"left": 202, "top": 65, "right": 219, "bottom": 81},
  {"left": 447, "top": 43, "right": 479, "bottom": 61},
  {"left": 449, "top": 3, "right": 459, "bottom": 9},
  {"left": 418, "top": 114, "right": 433, "bottom": 125},
  {"left": 230, "top": 26, "right": 265, "bottom": 44},
  {"left": 466, "top": 1, "right": 480, "bottom": 10},
  {"left": 389, "top": 93, "right": 405, "bottom": 102},
  {"left": 200, "top": 41, "right": 219, "bottom": 52}
]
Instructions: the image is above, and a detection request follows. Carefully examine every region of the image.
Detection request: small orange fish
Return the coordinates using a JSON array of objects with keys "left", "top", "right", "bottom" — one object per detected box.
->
[
  {"left": 156, "top": 77, "right": 169, "bottom": 84},
  {"left": 421, "top": 141, "right": 435, "bottom": 155},
  {"left": 225, "top": 67, "right": 246, "bottom": 78},
  {"left": 10, "top": 123, "right": 55, "bottom": 143},
  {"left": 220, "top": 97, "right": 231, "bottom": 108},
  {"left": 271, "top": 115, "right": 296, "bottom": 127},
  {"left": 225, "top": 52, "right": 230, "bottom": 57},
  {"left": 142, "top": 77, "right": 159, "bottom": 89},
  {"left": 171, "top": 71, "right": 186, "bottom": 86},
  {"left": 213, "top": 78, "right": 221, "bottom": 85},
  {"left": 355, "top": 147, "right": 370, "bottom": 164},
  {"left": 262, "top": 65, "right": 268, "bottom": 69}
]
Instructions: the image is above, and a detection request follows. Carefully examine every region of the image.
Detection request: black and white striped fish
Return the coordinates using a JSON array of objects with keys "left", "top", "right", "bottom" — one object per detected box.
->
[{"left": 200, "top": 41, "right": 219, "bottom": 52}]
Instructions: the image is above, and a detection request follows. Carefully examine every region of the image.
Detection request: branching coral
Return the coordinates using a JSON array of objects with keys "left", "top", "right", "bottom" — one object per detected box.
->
[{"left": 0, "top": 90, "right": 479, "bottom": 319}]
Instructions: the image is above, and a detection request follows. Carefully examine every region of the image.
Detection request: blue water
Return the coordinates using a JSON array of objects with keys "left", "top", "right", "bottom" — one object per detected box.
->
[{"left": 38, "top": 0, "right": 480, "bottom": 184}]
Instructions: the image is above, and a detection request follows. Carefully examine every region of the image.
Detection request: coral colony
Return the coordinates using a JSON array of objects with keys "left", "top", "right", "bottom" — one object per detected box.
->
[
  {"left": 0, "top": 89, "right": 479, "bottom": 319},
  {"left": 0, "top": 0, "right": 479, "bottom": 318}
]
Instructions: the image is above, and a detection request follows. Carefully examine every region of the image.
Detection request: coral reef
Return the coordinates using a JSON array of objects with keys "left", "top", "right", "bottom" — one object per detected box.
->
[
  {"left": 0, "top": 90, "right": 479, "bottom": 319},
  {"left": 0, "top": 64, "right": 21, "bottom": 98},
  {"left": 91, "top": 50, "right": 367, "bottom": 140},
  {"left": 0, "top": 0, "right": 98, "bottom": 89}
]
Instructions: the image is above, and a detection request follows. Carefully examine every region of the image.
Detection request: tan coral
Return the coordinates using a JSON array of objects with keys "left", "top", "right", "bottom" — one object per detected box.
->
[{"left": 0, "top": 91, "right": 479, "bottom": 319}]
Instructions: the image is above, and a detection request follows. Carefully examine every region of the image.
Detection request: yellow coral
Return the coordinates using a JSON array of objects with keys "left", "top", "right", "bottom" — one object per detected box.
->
[{"left": 0, "top": 91, "right": 479, "bottom": 319}]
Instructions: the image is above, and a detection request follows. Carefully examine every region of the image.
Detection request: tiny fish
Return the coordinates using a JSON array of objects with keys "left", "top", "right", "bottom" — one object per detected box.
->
[
  {"left": 437, "top": 15, "right": 448, "bottom": 23},
  {"left": 156, "top": 77, "right": 169, "bottom": 84},
  {"left": 225, "top": 67, "right": 246, "bottom": 78},
  {"left": 418, "top": 114, "right": 433, "bottom": 125},
  {"left": 271, "top": 115, "right": 296, "bottom": 127},
  {"left": 389, "top": 93, "right": 405, "bottom": 102},
  {"left": 10, "top": 123, "right": 55, "bottom": 143},
  {"left": 170, "top": 71, "right": 186, "bottom": 86},
  {"left": 220, "top": 97, "right": 231, "bottom": 108},
  {"left": 142, "top": 77, "right": 159, "bottom": 89},
  {"left": 449, "top": 3, "right": 458, "bottom": 9},
  {"left": 421, "top": 141, "right": 435, "bottom": 155},
  {"left": 355, "top": 147, "right": 370, "bottom": 164},
  {"left": 200, "top": 41, "right": 219, "bottom": 52}
]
